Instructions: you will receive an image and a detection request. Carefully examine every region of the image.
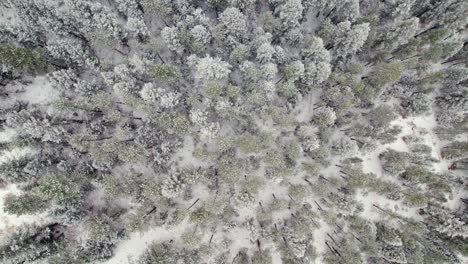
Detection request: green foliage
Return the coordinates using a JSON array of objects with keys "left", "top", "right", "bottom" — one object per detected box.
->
[
  {"left": 264, "top": 149, "right": 287, "bottom": 169},
  {"left": 447, "top": 236, "right": 468, "bottom": 257},
  {"left": 3, "top": 193, "right": 47, "bottom": 215},
  {"left": 347, "top": 169, "right": 373, "bottom": 189},
  {"left": 242, "top": 176, "right": 266, "bottom": 194},
  {"left": 403, "top": 191, "right": 428, "bottom": 207},
  {"left": 283, "top": 140, "right": 301, "bottom": 163},
  {"left": 91, "top": 92, "right": 115, "bottom": 110},
  {"left": 317, "top": 19, "right": 336, "bottom": 44},
  {"left": 379, "top": 149, "right": 410, "bottom": 176},
  {"left": 401, "top": 166, "right": 435, "bottom": 183},
  {"left": 225, "top": 84, "right": 242, "bottom": 99},
  {"left": 421, "top": 71, "right": 447, "bottom": 84},
  {"left": 421, "top": 45, "right": 444, "bottom": 62},
  {"left": 53, "top": 98, "right": 99, "bottom": 113},
  {"left": 367, "top": 178, "right": 401, "bottom": 198},
  {"left": 283, "top": 62, "right": 304, "bottom": 81},
  {"left": 288, "top": 184, "right": 310, "bottom": 202},
  {"left": 0, "top": 44, "right": 50, "bottom": 74},
  {"left": 237, "top": 133, "right": 272, "bottom": 154},
  {"left": 141, "top": 178, "right": 162, "bottom": 201},
  {"left": 367, "top": 105, "right": 397, "bottom": 130},
  {"left": 88, "top": 216, "right": 120, "bottom": 241},
  {"left": 419, "top": 28, "right": 449, "bottom": 45},
  {"left": 0, "top": 223, "right": 63, "bottom": 263},
  {"left": 369, "top": 61, "right": 405, "bottom": 87},
  {"left": 262, "top": 106, "right": 296, "bottom": 128},
  {"left": 205, "top": 82, "right": 224, "bottom": 97},
  {"left": 323, "top": 236, "right": 362, "bottom": 264},
  {"left": 118, "top": 143, "right": 148, "bottom": 162},
  {"left": 141, "top": 0, "right": 173, "bottom": 16},
  {"left": 218, "top": 157, "right": 245, "bottom": 182},
  {"left": 34, "top": 174, "right": 80, "bottom": 202},
  {"left": 393, "top": 39, "right": 420, "bottom": 60},
  {"left": 0, "top": 156, "right": 34, "bottom": 183},
  {"left": 302, "top": 161, "right": 321, "bottom": 175},
  {"left": 441, "top": 141, "right": 468, "bottom": 160},
  {"left": 246, "top": 89, "right": 269, "bottom": 107},
  {"left": 79, "top": 239, "right": 115, "bottom": 262},
  {"left": 259, "top": 11, "right": 279, "bottom": 32},
  {"left": 348, "top": 63, "right": 365, "bottom": 75},
  {"left": 348, "top": 215, "right": 377, "bottom": 254},
  {"left": 89, "top": 141, "right": 119, "bottom": 166},
  {"left": 180, "top": 228, "right": 203, "bottom": 249},
  {"left": 190, "top": 208, "right": 211, "bottom": 226},
  {"left": 307, "top": 145, "right": 331, "bottom": 167},
  {"left": 102, "top": 175, "right": 123, "bottom": 198},
  {"left": 277, "top": 80, "right": 298, "bottom": 99},
  {"left": 359, "top": 14, "right": 380, "bottom": 27},
  {"left": 321, "top": 85, "right": 357, "bottom": 116},
  {"left": 155, "top": 112, "right": 190, "bottom": 135},
  {"left": 151, "top": 64, "right": 181, "bottom": 84},
  {"left": 47, "top": 247, "right": 85, "bottom": 264},
  {"left": 230, "top": 44, "right": 250, "bottom": 62},
  {"left": 251, "top": 249, "right": 273, "bottom": 264}
]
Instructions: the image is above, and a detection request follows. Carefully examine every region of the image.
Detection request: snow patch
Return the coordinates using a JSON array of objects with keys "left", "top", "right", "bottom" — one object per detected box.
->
[{"left": 104, "top": 221, "right": 190, "bottom": 264}]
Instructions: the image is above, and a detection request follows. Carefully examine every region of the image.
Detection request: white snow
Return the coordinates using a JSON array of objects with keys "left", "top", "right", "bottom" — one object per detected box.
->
[
  {"left": 225, "top": 226, "right": 254, "bottom": 260},
  {"left": 16, "top": 76, "right": 59, "bottom": 105},
  {"left": 0, "top": 147, "right": 33, "bottom": 165},
  {"left": 0, "top": 128, "right": 16, "bottom": 143},
  {"left": 444, "top": 188, "right": 466, "bottom": 212},
  {"left": 312, "top": 218, "right": 333, "bottom": 262},
  {"left": 171, "top": 136, "right": 207, "bottom": 168},
  {"left": 103, "top": 221, "right": 190, "bottom": 264},
  {"left": 292, "top": 91, "right": 318, "bottom": 123},
  {"left": 356, "top": 191, "right": 422, "bottom": 222},
  {"left": 0, "top": 5, "right": 19, "bottom": 26}
]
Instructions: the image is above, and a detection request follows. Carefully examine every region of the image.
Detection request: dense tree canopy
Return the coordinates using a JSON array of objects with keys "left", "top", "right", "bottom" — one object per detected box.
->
[{"left": 0, "top": 0, "right": 466, "bottom": 263}]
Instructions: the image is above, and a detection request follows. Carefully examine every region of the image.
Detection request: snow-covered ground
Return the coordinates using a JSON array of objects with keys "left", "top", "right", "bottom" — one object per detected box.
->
[
  {"left": 356, "top": 112, "right": 450, "bottom": 222},
  {"left": 3, "top": 76, "right": 59, "bottom": 106},
  {"left": 105, "top": 107, "right": 462, "bottom": 263},
  {"left": 19, "top": 76, "right": 60, "bottom": 105},
  {"left": 293, "top": 91, "right": 319, "bottom": 123},
  {"left": 103, "top": 222, "right": 190, "bottom": 264}
]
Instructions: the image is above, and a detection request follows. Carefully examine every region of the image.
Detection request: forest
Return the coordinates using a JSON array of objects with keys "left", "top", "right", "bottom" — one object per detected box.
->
[{"left": 0, "top": 0, "right": 467, "bottom": 263}]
